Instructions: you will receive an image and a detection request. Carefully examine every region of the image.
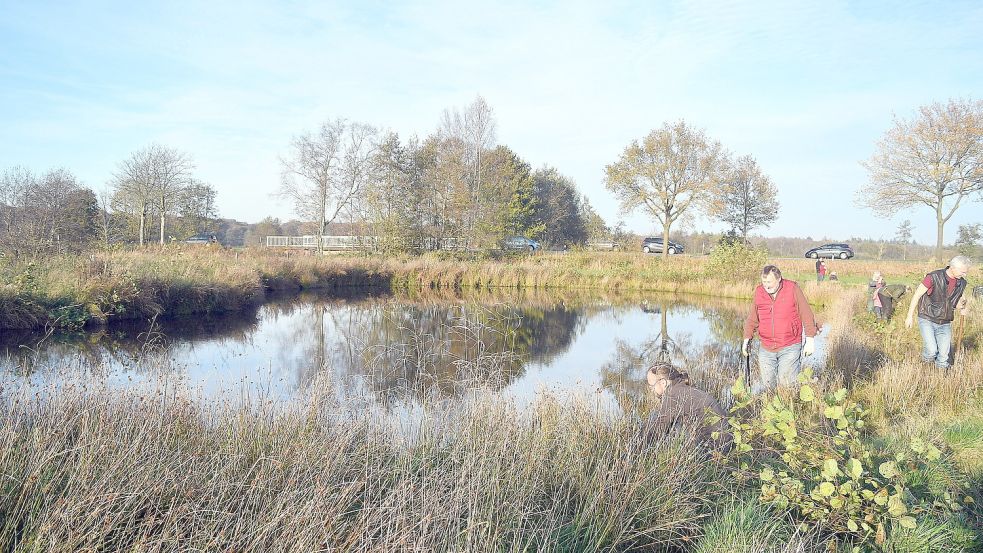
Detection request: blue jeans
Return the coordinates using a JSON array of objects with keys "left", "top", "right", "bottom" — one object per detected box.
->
[
  {"left": 918, "top": 318, "right": 952, "bottom": 369},
  {"left": 758, "top": 342, "right": 803, "bottom": 390}
]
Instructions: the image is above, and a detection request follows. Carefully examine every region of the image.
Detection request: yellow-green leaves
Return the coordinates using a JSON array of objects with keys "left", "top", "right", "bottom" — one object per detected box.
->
[
  {"left": 818, "top": 482, "right": 836, "bottom": 497},
  {"left": 821, "top": 458, "right": 840, "bottom": 479},
  {"left": 910, "top": 437, "right": 943, "bottom": 461},
  {"left": 887, "top": 494, "right": 907, "bottom": 517},
  {"left": 797, "top": 367, "right": 814, "bottom": 384},
  {"left": 846, "top": 458, "right": 863, "bottom": 479},
  {"left": 799, "top": 385, "right": 815, "bottom": 402},
  {"left": 730, "top": 378, "right": 748, "bottom": 402},
  {"left": 734, "top": 374, "right": 963, "bottom": 548},
  {"left": 823, "top": 405, "right": 844, "bottom": 419}
]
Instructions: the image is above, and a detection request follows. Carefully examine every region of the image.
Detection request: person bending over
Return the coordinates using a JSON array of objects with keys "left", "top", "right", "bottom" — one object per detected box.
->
[{"left": 643, "top": 362, "right": 731, "bottom": 452}]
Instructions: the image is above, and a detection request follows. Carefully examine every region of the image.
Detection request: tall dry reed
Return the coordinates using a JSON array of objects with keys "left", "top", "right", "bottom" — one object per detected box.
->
[{"left": 0, "top": 373, "right": 727, "bottom": 552}]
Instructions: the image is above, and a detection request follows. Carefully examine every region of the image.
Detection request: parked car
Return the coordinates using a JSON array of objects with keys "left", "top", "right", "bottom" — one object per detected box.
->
[
  {"left": 587, "top": 241, "right": 621, "bottom": 251},
  {"left": 502, "top": 236, "right": 540, "bottom": 252},
  {"left": 641, "top": 237, "right": 684, "bottom": 255},
  {"left": 185, "top": 234, "right": 218, "bottom": 245},
  {"left": 804, "top": 243, "right": 854, "bottom": 259}
]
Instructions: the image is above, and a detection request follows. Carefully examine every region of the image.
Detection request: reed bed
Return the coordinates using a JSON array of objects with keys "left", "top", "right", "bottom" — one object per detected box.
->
[
  {"left": 0, "top": 374, "right": 733, "bottom": 552},
  {"left": 0, "top": 247, "right": 881, "bottom": 331}
]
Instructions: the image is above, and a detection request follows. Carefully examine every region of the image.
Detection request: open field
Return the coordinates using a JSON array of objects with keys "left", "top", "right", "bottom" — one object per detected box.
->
[{"left": 2, "top": 247, "right": 977, "bottom": 331}]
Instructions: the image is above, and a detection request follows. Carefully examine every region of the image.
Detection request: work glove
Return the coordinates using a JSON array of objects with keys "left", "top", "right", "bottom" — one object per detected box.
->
[
  {"left": 803, "top": 337, "right": 815, "bottom": 357},
  {"left": 741, "top": 338, "right": 750, "bottom": 357}
]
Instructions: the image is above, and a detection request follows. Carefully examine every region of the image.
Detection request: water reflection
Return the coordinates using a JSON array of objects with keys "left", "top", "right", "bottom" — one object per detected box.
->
[
  {"left": 1, "top": 289, "right": 758, "bottom": 407},
  {"left": 600, "top": 298, "right": 750, "bottom": 414}
]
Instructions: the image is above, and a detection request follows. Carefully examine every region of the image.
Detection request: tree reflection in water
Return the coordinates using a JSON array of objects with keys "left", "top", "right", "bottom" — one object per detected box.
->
[
  {"left": 313, "top": 297, "right": 590, "bottom": 403},
  {"left": 1, "top": 289, "right": 754, "bottom": 408},
  {"left": 0, "top": 309, "right": 262, "bottom": 375},
  {"left": 600, "top": 298, "right": 748, "bottom": 418}
]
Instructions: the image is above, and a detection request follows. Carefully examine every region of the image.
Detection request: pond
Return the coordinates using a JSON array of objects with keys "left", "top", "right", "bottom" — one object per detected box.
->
[{"left": 0, "top": 288, "right": 829, "bottom": 408}]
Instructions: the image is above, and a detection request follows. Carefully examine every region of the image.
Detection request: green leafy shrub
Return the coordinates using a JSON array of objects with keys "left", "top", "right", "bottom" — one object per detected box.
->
[
  {"left": 704, "top": 242, "right": 768, "bottom": 281},
  {"left": 725, "top": 371, "right": 976, "bottom": 549}
]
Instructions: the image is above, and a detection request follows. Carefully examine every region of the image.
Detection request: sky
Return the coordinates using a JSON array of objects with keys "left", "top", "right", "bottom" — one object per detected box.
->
[{"left": 1, "top": 0, "right": 981, "bottom": 245}]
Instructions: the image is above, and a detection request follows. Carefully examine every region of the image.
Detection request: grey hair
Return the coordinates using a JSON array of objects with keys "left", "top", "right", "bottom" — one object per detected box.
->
[
  {"left": 761, "top": 265, "right": 782, "bottom": 279},
  {"left": 950, "top": 255, "right": 973, "bottom": 268}
]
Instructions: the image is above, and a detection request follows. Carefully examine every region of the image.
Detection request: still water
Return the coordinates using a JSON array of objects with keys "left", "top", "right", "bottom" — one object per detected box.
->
[{"left": 0, "top": 289, "right": 827, "bottom": 406}]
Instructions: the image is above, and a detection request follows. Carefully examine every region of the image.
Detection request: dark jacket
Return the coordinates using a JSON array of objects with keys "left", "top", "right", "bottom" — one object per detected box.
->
[
  {"left": 644, "top": 383, "right": 732, "bottom": 452},
  {"left": 918, "top": 268, "right": 967, "bottom": 324}
]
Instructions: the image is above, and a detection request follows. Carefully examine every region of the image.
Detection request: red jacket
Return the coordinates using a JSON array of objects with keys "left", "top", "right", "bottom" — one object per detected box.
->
[{"left": 744, "top": 280, "right": 818, "bottom": 352}]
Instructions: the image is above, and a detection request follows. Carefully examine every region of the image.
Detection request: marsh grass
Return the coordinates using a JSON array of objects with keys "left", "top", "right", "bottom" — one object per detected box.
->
[
  {"left": 0, "top": 374, "right": 729, "bottom": 552},
  {"left": 0, "top": 248, "right": 863, "bottom": 331},
  {"left": 690, "top": 495, "right": 831, "bottom": 553}
]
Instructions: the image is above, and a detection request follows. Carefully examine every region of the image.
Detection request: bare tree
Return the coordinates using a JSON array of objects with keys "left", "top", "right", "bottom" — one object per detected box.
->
[
  {"left": 0, "top": 166, "right": 31, "bottom": 252},
  {"left": 151, "top": 148, "right": 193, "bottom": 244},
  {"left": 111, "top": 144, "right": 193, "bottom": 246},
  {"left": 440, "top": 96, "right": 497, "bottom": 246},
  {"left": 605, "top": 120, "right": 728, "bottom": 258},
  {"left": 177, "top": 180, "right": 218, "bottom": 237},
  {"left": 279, "top": 119, "right": 377, "bottom": 252},
  {"left": 96, "top": 186, "right": 115, "bottom": 249},
  {"left": 859, "top": 98, "right": 983, "bottom": 261},
  {"left": 0, "top": 167, "right": 97, "bottom": 255},
  {"left": 710, "top": 155, "right": 779, "bottom": 242}
]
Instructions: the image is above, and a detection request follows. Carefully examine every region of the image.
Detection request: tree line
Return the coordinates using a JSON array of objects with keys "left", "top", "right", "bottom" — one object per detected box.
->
[
  {"left": 0, "top": 145, "right": 218, "bottom": 256},
  {"left": 603, "top": 98, "right": 982, "bottom": 261},
  {"left": 275, "top": 96, "right": 606, "bottom": 252},
  {"left": 2, "top": 96, "right": 978, "bottom": 259},
  {"left": 604, "top": 120, "right": 781, "bottom": 258}
]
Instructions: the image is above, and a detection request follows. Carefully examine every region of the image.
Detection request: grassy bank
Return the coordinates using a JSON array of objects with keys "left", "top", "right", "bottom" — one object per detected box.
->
[{"left": 5, "top": 246, "right": 961, "bottom": 331}]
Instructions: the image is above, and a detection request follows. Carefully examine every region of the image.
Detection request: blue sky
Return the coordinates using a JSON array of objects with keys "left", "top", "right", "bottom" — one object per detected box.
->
[{"left": 2, "top": 0, "right": 981, "bottom": 244}]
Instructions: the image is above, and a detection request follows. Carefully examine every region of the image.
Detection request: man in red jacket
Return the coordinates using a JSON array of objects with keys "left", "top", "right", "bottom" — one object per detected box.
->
[{"left": 742, "top": 265, "right": 818, "bottom": 390}]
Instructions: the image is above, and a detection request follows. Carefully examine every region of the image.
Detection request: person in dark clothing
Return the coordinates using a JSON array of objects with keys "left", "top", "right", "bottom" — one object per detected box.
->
[
  {"left": 816, "top": 259, "right": 827, "bottom": 284},
  {"left": 643, "top": 362, "right": 732, "bottom": 452},
  {"left": 905, "top": 256, "right": 971, "bottom": 369},
  {"left": 876, "top": 284, "right": 907, "bottom": 320}
]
